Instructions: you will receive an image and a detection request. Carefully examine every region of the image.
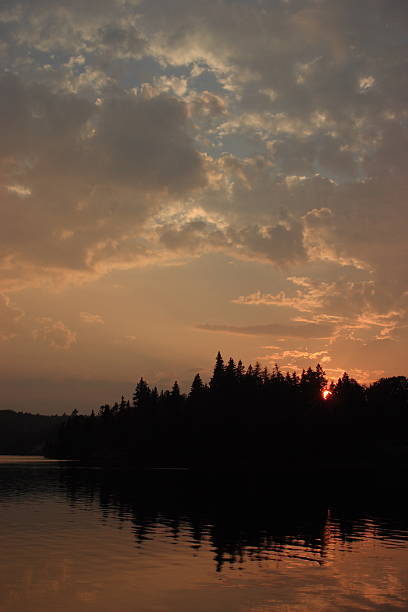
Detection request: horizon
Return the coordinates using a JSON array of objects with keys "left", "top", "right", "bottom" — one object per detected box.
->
[{"left": 1, "top": 354, "right": 407, "bottom": 416}]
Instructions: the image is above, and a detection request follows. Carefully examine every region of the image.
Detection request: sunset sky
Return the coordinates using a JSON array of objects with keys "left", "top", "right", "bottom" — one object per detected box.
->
[{"left": 1, "top": 0, "right": 407, "bottom": 413}]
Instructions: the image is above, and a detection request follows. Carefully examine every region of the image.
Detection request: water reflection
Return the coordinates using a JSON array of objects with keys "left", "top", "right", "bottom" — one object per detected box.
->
[
  {"left": 1, "top": 461, "right": 408, "bottom": 611},
  {"left": 56, "top": 468, "right": 408, "bottom": 571}
]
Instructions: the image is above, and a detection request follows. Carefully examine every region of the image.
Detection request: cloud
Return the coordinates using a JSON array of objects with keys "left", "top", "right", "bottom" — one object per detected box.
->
[
  {"left": 159, "top": 218, "right": 227, "bottom": 255},
  {"left": 0, "top": 0, "right": 145, "bottom": 62},
  {"left": 0, "top": 294, "right": 24, "bottom": 340},
  {"left": 32, "top": 318, "right": 77, "bottom": 350},
  {"left": 1, "top": 1, "right": 407, "bottom": 298},
  {"left": 0, "top": 0, "right": 407, "bottom": 388},
  {"left": 92, "top": 91, "right": 206, "bottom": 194},
  {"left": 156, "top": 208, "right": 306, "bottom": 267},
  {"left": 6, "top": 184, "right": 32, "bottom": 198},
  {"left": 197, "top": 322, "right": 334, "bottom": 339},
  {"left": 234, "top": 274, "right": 408, "bottom": 344},
  {"left": 0, "top": 73, "right": 206, "bottom": 290},
  {"left": 0, "top": 294, "right": 77, "bottom": 350},
  {"left": 233, "top": 222, "right": 306, "bottom": 266},
  {"left": 257, "top": 348, "right": 332, "bottom": 371},
  {"left": 80, "top": 312, "right": 104, "bottom": 325},
  {"left": 235, "top": 276, "right": 377, "bottom": 315}
]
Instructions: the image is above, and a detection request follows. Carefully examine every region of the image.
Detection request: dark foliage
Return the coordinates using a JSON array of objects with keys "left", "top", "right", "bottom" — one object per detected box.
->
[
  {"left": 0, "top": 410, "right": 66, "bottom": 455},
  {"left": 46, "top": 354, "right": 408, "bottom": 470}
]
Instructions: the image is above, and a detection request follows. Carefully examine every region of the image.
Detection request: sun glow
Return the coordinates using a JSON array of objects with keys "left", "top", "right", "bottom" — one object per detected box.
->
[{"left": 323, "top": 390, "right": 332, "bottom": 400}]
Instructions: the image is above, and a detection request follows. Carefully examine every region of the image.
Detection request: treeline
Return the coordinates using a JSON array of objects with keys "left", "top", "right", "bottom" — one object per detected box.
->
[
  {"left": 0, "top": 410, "right": 66, "bottom": 455},
  {"left": 45, "top": 353, "right": 408, "bottom": 470}
]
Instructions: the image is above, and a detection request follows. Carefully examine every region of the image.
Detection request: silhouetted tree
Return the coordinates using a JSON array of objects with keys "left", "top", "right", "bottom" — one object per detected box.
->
[
  {"left": 210, "top": 351, "right": 225, "bottom": 392},
  {"left": 236, "top": 360, "right": 245, "bottom": 379},
  {"left": 171, "top": 381, "right": 180, "bottom": 397},
  {"left": 133, "top": 377, "right": 151, "bottom": 409},
  {"left": 189, "top": 373, "right": 206, "bottom": 400},
  {"left": 46, "top": 356, "right": 408, "bottom": 471}
]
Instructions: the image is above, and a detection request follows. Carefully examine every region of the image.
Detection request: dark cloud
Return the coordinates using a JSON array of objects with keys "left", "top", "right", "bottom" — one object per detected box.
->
[
  {"left": 234, "top": 222, "right": 306, "bottom": 266},
  {"left": 0, "top": 0, "right": 143, "bottom": 59},
  {"left": 160, "top": 219, "right": 227, "bottom": 254},
  {"left": 93, "top": 93, "right": 205, "bottom": 193},
  {"left": 94, "top": 24, "right": 146, "bottom": 59},
  {"left": 197, "top": 321, "right": 334, "bottom": 339},
  {"left": 0, "top": 73, "right": 205, "bottom": 285}
]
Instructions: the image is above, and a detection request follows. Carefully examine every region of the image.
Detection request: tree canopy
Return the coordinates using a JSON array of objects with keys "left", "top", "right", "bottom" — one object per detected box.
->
[{"left": 46, "top": 353, "right": 408, "bottom": 471}]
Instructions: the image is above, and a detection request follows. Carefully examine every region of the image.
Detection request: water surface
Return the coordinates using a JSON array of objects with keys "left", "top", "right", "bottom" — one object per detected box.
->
[{"left": 0, "top": 456, "right": 407, "bottom": 611}]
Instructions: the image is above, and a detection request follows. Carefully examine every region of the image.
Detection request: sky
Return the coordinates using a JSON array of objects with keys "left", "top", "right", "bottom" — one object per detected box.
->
[{"left": 1, "top": 0, "right": 408, "bottom": 413}]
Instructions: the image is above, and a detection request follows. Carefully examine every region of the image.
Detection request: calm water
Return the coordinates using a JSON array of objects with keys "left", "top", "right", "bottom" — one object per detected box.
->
[{"left": 0, "top": 457, "right": 408, "bottom": 612}]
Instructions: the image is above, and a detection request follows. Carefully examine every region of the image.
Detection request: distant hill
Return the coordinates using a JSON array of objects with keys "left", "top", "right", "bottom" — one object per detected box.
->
[{"left": 0, "top": 410, "right": 67, "bottom": 455}]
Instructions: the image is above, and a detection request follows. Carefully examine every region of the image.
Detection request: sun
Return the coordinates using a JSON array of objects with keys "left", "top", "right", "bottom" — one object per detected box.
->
[{"left": 322, "top": 389, "right": 332, "bottom": 400}]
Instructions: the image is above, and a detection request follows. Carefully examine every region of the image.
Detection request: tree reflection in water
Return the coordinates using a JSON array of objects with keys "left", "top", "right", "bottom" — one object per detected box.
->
[{"left": 58, "top": 468, "right": 408, "bottom": 573}]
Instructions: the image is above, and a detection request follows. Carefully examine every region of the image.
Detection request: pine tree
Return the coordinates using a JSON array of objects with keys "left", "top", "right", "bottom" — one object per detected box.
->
[
  {"left": 253, "top": 362, "right": 261, "bottom": 379},
  {"left": 98, "top": 404, "right": 111, "bottom": 419},
  {"left": 225, "top": 357, "right": 236, "bottom": 377},
  {"left": 209, "top": 351, "right": 225, "bottom": 391},
  {"left": 271, "top": 363, "right": 284, "bottom": 382},
  {"left": 334, "top": 372, "right": 364, "bottom": 406},
  {"left": 189, "top": 373, "right": 205, "bottom": 399},
  {"left": 119, "top": 395, "right": 127, "bottom": 413},
  {"left": 315, "top": 363, "right": 327, "bottom": 392},
  {"left": 171, "top": 381, "right": 180, "bottom": 397},
  {"left": 236, "top": 360, "right": 245, "bottom": 378},
  {"left": 133, "top": 377, "right": 151, "bottom": 408},
  {"left": 291, "top": 371, "right": 300, "bottom": 387},
  {"left": 151, "top": 386, "right": 159, "bottom": 402},
  {"left": 300, "top": 364, "right": 327, "bottom": 402},
  {"left": 261, "top": 367, "right": 270, "bottom": 385}
]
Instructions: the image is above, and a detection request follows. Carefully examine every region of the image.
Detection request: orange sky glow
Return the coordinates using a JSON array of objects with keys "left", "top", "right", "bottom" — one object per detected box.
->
[{"left": 0, "top": 0, "right": 407, "bottom": 413}]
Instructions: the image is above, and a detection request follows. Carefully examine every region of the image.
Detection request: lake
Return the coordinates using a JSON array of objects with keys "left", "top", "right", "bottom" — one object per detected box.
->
[{"left": 0, "top": 456, "right": 407, "bottom": 611}]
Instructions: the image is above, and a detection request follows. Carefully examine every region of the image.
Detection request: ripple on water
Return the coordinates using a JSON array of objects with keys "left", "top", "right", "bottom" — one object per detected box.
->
[{"left": 0, "top": 458, "right": 408, "bottom": 612}]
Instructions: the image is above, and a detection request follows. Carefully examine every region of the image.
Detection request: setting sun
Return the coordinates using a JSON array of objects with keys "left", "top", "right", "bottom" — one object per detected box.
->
[{"left": 323, "top": 390, "right": 332, "bottom": 400}]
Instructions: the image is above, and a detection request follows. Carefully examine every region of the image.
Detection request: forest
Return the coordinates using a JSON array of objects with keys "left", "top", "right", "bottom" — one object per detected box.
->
[
  {"left": 45, "top": 353, "right": 408, "bottom": 471},
  {"left": 0, "top": 410, "right": 66, "bottom": 455}
]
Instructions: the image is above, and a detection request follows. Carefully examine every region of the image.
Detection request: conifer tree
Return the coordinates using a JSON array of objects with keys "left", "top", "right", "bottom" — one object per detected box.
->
[
  {"left": 98, "top": 404, "right": 111, "bottom": 419},
  {"left": 253, "top": 362, "right": 261, "bottom": 379},
  {"left": 291, "top": 371, "right": 300, "bottom": 387},
  {"left": 210, "top": 351, "right": 225, "bottom": 391},
  {"left": 171, "top": 381, "right": 180, "bottom": 397},
  {"left": 133, "top": 377, "right": 151, "bottom": 408},
  {"left": 236, "top": 360, "right": 245, "bottom": 378},
  {"left": 334, "top": 372, "right": 364, "bottom": 406},
  {"left": 189, "top": 373, "right": 205, "bottom": 399},
  {"left": 119, "top": 395, "right": 127, "bottom": 413},
  {"left": 315, "top": 363, "right": 327, "bottom": 391},
  {"left": 225, "top": 357, "right": 236, "bottom": 377},
  {"left": 300, "top": 365, "right": 327, "bottom": 402},
  {"left": 259, "top": 367, "right": 269, "bottom": 387},
  {"left": 271, "top": 363, "right": 284, "bottom": 382}
]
